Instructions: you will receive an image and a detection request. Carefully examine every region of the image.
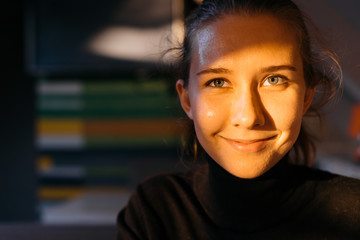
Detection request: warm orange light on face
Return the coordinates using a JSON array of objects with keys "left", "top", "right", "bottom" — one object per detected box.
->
[{"left": 177, "top": 14, "right": 314, "bottom": 179}]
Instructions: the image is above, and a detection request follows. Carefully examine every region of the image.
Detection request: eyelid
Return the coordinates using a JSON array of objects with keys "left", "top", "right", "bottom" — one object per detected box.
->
[
  {"left": 262, "top": 75, "right": 288, "bottom": 86},
  {"left": 206, "top": 78, "right": 230, "bottom": 87}
]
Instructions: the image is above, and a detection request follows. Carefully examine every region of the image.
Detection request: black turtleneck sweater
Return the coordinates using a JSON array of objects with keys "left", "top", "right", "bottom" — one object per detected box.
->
[{"left": 117, "top": 157, "right": 360, "bottom": 239}]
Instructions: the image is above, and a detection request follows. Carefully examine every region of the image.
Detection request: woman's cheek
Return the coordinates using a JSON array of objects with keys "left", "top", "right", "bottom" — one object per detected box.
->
[
  {"left": 194, "top": 95, "right": 227, "bottom": 133},
  {"left": 263, "top": 90, "right": 303, "bottom": 129},
  {"left": 268, "top": 95, "right": 304, "bottom": 149}
]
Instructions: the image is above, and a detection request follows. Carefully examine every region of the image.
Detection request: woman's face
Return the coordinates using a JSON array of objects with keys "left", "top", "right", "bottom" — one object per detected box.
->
[{"left": 177, "top": 14, "right": 314, "bottom": 178}]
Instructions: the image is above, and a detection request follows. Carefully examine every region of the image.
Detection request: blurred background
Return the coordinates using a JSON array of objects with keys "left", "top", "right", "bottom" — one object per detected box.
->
[{"left": 0, "top": 0, "right": 359, "bottom": 232}]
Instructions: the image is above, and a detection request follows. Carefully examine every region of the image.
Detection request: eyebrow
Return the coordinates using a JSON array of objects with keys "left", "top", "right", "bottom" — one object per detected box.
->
[
  {"left": 261, "top": 65, "right": 297, "bottom": 72},
  {"left": 196, "top": 65, "right": 297, "bottom": 76},
  {"left": 196, "top": 67, "right": 232, "bottom": 76}
]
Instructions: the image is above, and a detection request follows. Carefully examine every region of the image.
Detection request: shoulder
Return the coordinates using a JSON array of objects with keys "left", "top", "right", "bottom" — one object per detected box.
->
[
  {"left": 117, "top": 171, "right": 198, "bottom": 239},
  {"left": 292, "top": 165, "right": 360, "bottom": 234},
  {"left": 292, "top": 164, "right": 360, "bottom": 200},
  {"left": 313, "top": 168, "right": 360, "bottom": 210},
  {"left": 122, "top": 169, "right": 199, "bottom": 215},
  {"left": 294, "top": 164, "right": 360, "bottom": 192},
  {"left": 135, "top": 171, "right": 193, "bottom": 198}
]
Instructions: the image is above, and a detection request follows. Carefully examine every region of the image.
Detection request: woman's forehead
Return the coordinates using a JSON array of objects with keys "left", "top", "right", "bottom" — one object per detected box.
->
[{"left": 191, "top": 14, "right": 300, "bottom": 68}]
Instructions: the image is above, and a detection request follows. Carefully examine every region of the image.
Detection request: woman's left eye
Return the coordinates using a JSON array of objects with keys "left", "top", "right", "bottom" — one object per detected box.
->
[{"left": 263, "top": 76, "right": 285, "bottom": 86}]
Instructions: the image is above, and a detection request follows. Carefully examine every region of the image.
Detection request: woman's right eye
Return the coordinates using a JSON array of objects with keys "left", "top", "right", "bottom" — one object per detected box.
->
[{"left": 207, "top": 78, "right": 226, "bottom": 87}]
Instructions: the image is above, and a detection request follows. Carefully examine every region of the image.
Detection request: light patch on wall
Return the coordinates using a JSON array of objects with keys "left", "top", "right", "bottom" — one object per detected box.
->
[
  {"left": 87, "top": 24, "right": 173, "bottom": 62},
  {"left": 87, "top": 0, "right": 184, "bottom": 63}
]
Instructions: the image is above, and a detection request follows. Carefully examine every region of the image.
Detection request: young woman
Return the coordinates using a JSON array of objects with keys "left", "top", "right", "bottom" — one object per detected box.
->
[{"left": 117, "top": 0, "right": 360, "bottom": 239}]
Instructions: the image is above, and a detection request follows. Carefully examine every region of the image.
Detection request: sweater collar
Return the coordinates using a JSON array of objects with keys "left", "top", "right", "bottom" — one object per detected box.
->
[{"left": 193, "top": 154, "right": 306, "bottom": 232}]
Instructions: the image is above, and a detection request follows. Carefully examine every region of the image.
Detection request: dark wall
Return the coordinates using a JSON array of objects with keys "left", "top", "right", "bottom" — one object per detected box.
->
[{"left": 0, "top": 0, "right": 37, "bottom": 221}]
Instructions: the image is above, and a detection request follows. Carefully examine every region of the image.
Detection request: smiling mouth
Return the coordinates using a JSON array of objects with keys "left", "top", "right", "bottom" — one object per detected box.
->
[{"left": 221, "top": 135, "right": 277, "bottom": 153}]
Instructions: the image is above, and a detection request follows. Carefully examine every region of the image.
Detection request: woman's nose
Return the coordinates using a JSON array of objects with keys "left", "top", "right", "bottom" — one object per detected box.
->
[{"left": 230, "top": 90, "right": 265, "bottom": 129}]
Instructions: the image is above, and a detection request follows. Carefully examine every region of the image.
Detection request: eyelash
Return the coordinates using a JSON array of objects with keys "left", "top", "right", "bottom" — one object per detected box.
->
[
  {"left": 205, "top": 75, "right": 289, "bottom": 88},
  {"left": 206, "top": 78, "right": 228, "bottom": 88}
]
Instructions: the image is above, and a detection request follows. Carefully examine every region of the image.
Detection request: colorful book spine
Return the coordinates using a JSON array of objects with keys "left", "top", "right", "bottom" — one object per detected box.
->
[{"left": 37, "top": 79, "right": 184, "bottom": 150}]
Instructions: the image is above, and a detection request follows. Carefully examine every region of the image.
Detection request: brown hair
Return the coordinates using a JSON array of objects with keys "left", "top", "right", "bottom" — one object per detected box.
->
[{"left": 171, "top": 0, "right": 341, "bottom": 166}]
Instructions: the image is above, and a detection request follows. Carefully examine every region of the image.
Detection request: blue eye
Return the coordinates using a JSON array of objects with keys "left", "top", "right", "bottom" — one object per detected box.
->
[{"left": 209, "top": 78, "right": 225, "bottom": 87}]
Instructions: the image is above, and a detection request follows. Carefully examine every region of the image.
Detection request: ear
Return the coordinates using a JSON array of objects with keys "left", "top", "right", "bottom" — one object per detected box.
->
[
  {"left": 303, "top": 87, "right": 315, "bottom": 115},
  {"left": 176, "top": 79, "right": 193, "bottom": 119}
]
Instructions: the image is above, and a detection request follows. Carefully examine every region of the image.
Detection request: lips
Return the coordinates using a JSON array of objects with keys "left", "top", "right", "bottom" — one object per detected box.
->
[{"left": 220, "top": 135, "right": 276, "bottom": 153}]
